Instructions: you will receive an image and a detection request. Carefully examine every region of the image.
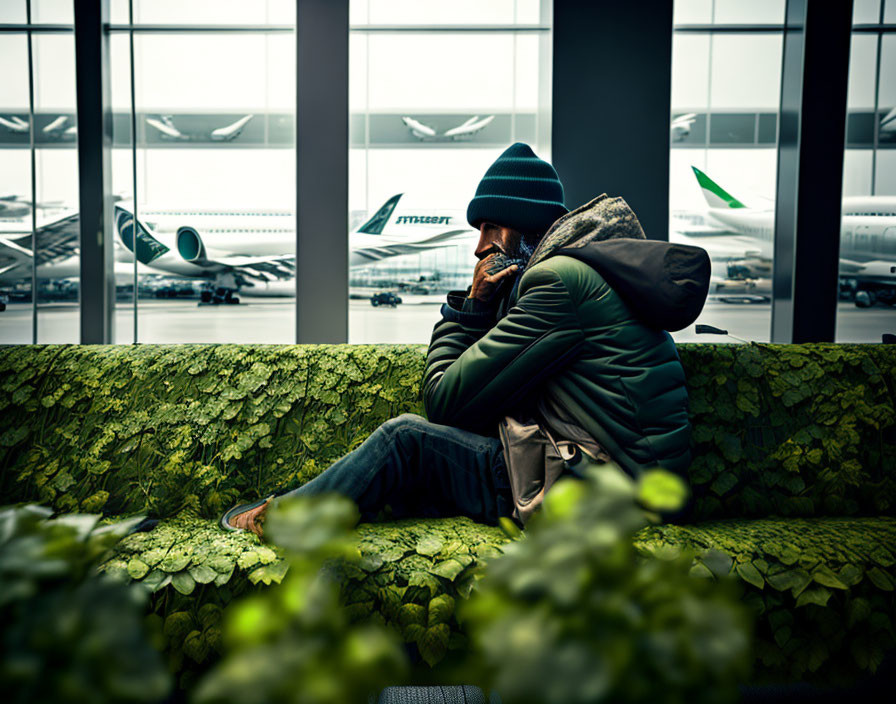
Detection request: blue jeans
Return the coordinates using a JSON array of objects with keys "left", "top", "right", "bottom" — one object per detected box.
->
[{"left": 274, "top": 413, "right": 517, "bottom": 527}]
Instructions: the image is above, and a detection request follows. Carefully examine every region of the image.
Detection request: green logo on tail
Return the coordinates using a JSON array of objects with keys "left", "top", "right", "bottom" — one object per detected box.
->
[{"left": 691, "top": 166, "right": 746, "bottom": 208}]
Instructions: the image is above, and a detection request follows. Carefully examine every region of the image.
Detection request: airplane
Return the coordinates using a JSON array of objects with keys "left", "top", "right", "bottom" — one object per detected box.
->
[
  {"left": 211, "top": 114, "right": 254, "bottom": 142},
  {"left": 672, "top": 166, "right": 896, "bottom": 307},
  {"left": 0, "top": 116, "right": 29, "bottom": 133},
  {"left": 670, "top": 113, "right": 697, "bottom": 142},
  {"left": 0, "top": 194, "right": 476, "bottom": 304},
  {"left": 146, "top": 115, "right": 188, "bottom": 140},
  {"left": 146, "top": 114, "right": 255, "bottom": 142},
  {"left": 43, "top": 115, "right": 68, "bottom": 134},
  {"left": 401, "top": 115, "right": 495, "bottom": 141}
]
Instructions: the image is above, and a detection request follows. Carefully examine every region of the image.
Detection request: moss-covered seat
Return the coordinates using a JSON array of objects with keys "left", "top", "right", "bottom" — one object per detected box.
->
[{"left": 1, "top": 343, "right": 894, "bottom": 685}]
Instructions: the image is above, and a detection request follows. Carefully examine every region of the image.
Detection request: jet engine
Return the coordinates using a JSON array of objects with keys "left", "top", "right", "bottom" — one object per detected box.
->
[{"left": 176, "top": 226, "right": 206, "bottom": 263}]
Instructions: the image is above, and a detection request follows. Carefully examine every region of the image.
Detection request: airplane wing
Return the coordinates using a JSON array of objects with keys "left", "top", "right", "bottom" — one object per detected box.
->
[
  {"left": 43, "top": 116, "right": 68, "bottom": 133},
  {"left": 0, "top": 116, "right": 29, "bottom": 133},
  {"left": 444, "top": 114, "right": 494, "bottom": 137},
  {"left": 182, "top": 252, "right": 296, "bottom": 282},
  {"left": 146, "top": 117, "right": 184, "bottom": 139},
  {"left": 1, "top": 212, "right": 81, "bottom": 267},
  {"left": 401, "top": 116, "right": 436, "bottom": 137},
  {"left": 350, "top": 229, "right": 475, "bottom": 265},
  {"left": 211, "top": 114, "right": 253, "bottom": 140},
  {"left": 0, "top": 236, "right": 33, "bottom": 277},
  {"left": 671, "top": 112, "right": 697, "bottom": 127}
]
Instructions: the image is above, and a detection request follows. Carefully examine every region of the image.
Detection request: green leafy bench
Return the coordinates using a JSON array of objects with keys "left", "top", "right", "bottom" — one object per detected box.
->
[{"left": 1, "top": 343, "right": 894, "bottom": 685}]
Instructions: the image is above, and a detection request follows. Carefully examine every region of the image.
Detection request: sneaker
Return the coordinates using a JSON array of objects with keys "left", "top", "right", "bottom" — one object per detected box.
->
[{"left": 219, "top": 495, "right": 274, "bottom": 538}]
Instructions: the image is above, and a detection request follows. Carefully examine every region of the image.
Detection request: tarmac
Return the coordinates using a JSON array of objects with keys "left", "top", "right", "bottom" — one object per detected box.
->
[{"left": 0, "top": 297, "right": 893, "bottom": 345}]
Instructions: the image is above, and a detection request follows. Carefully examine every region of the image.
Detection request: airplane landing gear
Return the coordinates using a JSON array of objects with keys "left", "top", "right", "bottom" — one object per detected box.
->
[{"left": 199, "top": 287, "right": 241, "bottom": 306}]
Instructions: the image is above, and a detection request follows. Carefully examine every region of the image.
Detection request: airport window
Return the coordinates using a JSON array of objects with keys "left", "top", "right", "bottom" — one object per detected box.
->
[
  {"left": 0, "top": 11, "right": 79, "bottom": 344},
  {"left": 347, "top": 0, "right": 552, "bottom": 343},
  {"left": 108, "top": 1, "right": 296, "bottom": 343},
  {"left": 836, "top": 5, "right": 896, "bottom": 341},
  {"left": 669, "top": 7, "right": 784, "bottom": 343}
]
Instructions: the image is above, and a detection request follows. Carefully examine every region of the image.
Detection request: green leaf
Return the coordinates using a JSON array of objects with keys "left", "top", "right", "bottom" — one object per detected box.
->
[
  {"left": 160, "top": 549, "right": 192, "bottom": 573},
  {"left": 408, "top": 570, "right": 441, "bottom": 598},
  {"left": 735, "top": 562, "right": 765, "bottom": 589},
  {"left": 418, "top": 624, "right": 450, "bottom": 666},
  {"left": 171, "top": 570, "right": 196, "bottom": 595},
  {"left": 637, "top": 468, "right": 688, "bottom": 512},
  {"left": 255, "top": 546, "right": 278, "bottom": 565},
  {"left": 183, "top": 630, "right": 209, "bottom": 663},
  {"left": 248, "top": 560, "right": 290, "bottom": 586},
  {"left": 766, "top": 567, "right": 811, "bottom": 596},
  {"left": 689, "top": 562, "right": 713, "bottom": 579},
  {"left": 397, "top": 603, "right": 427, "bottom": 628},
  {"left": 700, "top": 549, "right": 733, "bottom": 578},
  {"left": 710, "top": 472, "right": 738, "bottom": 497},
  {"left": 430, "top": 559, "right": 466, "bottom": 581},
  {"left": 127, "top": 558, "right": 150, "bottom": 580},
  {"left": 163, "top": 612, "right": 194, "bottom": 644},
  {"left": 427, "top": 594, "right": 455, "bottom": 627},
  {"left": 237, "top": 550, "right": 260, "bottom": 570},
  {"left": 795, "top": 586, "right": 831, "bottom": 608},
  {"left": 811, "top": 564, "right": 848, "bottom": 590},
  {"left": 189, "top": 563, "right": 218, "bottom": 585},
  {"left": 866, "top": 567, "right": 894, "bottom": 591},
  {"left": 359, "top": 553, "right": 384, "bottom": 572},
  {"left": 415, "top": 535, "right": 445, "bottom": 557}
]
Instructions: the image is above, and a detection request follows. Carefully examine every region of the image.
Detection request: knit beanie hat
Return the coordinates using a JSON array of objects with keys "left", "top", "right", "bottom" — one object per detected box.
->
[{"left": 466, "top": 142, "right": 568, "bottom": 237}]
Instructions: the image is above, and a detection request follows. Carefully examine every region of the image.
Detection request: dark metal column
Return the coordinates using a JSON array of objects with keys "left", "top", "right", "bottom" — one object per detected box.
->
[
  {"left": 296, "top": 0, "right": 349, "bottom": 343},
  {"left": 74, "top": 0, "right": 114, "bottom": 344},
  {"left": 551, "top": 0, "right": 673, "bottom": 241},
  {"left": 771, "top": 0, "right": 853, "bottom": 343}
]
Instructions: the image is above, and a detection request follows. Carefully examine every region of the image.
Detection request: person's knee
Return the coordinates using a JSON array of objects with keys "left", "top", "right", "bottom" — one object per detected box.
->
[{"left": 380, "top": 413, "right": 426, "bottom": 434}]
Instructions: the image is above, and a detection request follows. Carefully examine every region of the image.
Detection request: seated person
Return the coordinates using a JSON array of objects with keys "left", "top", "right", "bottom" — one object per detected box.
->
[{"left": 221, "top": 142, "right": 706, "bottom": 537}]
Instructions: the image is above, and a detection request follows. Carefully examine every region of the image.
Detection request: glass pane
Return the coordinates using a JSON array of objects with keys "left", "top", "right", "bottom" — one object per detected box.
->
[
  {"left": 110, "top": 30, "right": 296, "bottom": 343},
  {"left": 670, "top": 29, "right": 782, "bottom": 344},
  {"left": 112, "top": 0, "right": 294, "bottom": 25},
  {"left": 836, "top": 20, "right": 896, "bottom": 342},
  {"left": 349, "top": 2, "right": 552, "bottom": 343},
  {"left": 33, "top": 0, "right": 74, "bottom": 24},
  {"left": 109, "top": 32, "right": 137, "bottom": 343},
  {"left": 673, "top": 0, "right": 713, "bottom": 25},
  {"left": 0, "top": 0, "right": 26, "bottom": 24},
  {"left": 0, "top": 34, "right": 32, "bottom": 343},
  {"left": 713, "top": 0, "right": 785, "bottom": 24},
  {"left": 885, "top": 0, "right": 896, "bottom": 23},
  {"left": 847, "top": 34, "right": 877, "bottom": 109},
  {"left": 360, "top": 0, "right": 540, "bottom": 26},
  {"left": 709, "top": 34, "right": 783, "bottom": 109},
  {"left": 671, "top": 34, "right": 710, "bottom": 111},
  {"left": 853, "top": 0, "right": 881, "bottom": 23},
  {"left": 33, "top": 33, "right": 79, "bottom": 343}
]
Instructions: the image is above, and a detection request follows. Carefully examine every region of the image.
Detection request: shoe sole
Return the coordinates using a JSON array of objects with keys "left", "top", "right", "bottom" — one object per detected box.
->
[{"left": 219, "top": 496, "right": 274, "bottom": 532}]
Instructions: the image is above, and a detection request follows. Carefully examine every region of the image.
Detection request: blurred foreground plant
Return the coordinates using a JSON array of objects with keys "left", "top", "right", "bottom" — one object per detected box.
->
[
  {"left": 458, "top": 464, "right": 753, "bottom": 704},
  {"left": 0, "top": 504, "right": 171, "bottom": 703},
  {"left": 192, "top": 493, "right": 409, "bottom": 704}
]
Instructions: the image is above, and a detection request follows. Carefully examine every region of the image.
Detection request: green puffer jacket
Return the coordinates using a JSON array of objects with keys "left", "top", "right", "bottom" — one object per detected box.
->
[{"left": 422, "top": 196, "right": 709, "bottom": 480}]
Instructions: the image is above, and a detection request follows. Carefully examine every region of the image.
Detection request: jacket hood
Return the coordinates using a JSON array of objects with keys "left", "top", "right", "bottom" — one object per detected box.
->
[{"left": 528, "top": 194, "right": 711, "bottom": 332}]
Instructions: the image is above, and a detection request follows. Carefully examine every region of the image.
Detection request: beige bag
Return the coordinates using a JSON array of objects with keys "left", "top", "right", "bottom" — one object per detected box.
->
[{"left": 498, "top": 414, "right": 582, "bottom": 526}]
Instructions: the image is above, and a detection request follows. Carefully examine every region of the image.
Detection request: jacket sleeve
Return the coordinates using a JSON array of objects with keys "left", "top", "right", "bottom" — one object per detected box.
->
[{"left": 423, "top": 261, "right": 586, "bottom": 433}]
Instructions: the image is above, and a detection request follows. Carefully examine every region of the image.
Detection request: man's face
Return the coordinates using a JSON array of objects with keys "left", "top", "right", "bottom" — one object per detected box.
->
[{"left": 474, "top": 222, "right": 525, "bottom": 262}]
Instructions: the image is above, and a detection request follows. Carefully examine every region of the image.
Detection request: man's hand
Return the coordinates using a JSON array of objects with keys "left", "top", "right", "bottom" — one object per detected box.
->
[{"left": 468, "top": 253, "right": 520, "bottom": 303}]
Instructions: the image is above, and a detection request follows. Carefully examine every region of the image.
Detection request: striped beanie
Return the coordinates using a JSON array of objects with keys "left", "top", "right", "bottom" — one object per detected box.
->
[{"left": 466, "top": 142, "right": 568, "bottom": 236}]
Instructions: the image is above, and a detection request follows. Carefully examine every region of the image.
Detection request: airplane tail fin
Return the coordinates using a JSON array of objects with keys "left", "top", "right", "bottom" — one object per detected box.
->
[
  {"left": 357, "top": 194, "right": 402, "bottom": 235},
  {"left": 691, "top": 166, "right": 747, "bottom": 209},
  {"left": 114, "top": 205, "right": 169, "bottom": 264}
]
